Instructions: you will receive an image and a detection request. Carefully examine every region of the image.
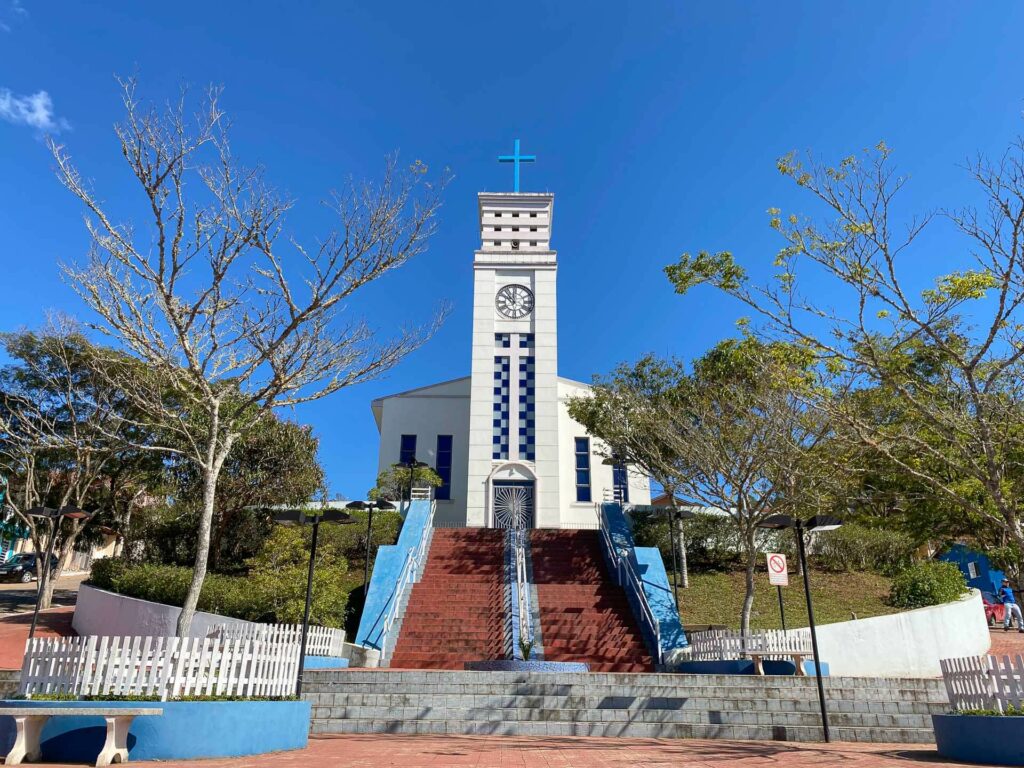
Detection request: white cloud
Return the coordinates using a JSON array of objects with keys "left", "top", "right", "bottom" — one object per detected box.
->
[{"left": 0, "top": 88, "right": 69, "bottom": 133}]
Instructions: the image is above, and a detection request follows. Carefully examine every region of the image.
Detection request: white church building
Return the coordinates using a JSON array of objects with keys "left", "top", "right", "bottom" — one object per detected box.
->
[{"left": 372, "top": 150, "right": 649, "bottom": 529}]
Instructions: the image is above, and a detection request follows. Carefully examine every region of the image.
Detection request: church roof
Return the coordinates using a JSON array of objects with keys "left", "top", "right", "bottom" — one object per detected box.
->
[{"left": 370, "top": 376, "right": 472, "bottom": 430}]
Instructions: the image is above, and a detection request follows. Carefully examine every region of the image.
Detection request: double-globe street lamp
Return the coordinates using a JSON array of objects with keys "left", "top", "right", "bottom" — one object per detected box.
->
[
  {"left": 270, "top": 507, "right": 354, "bottom": 696},
  {"left": 344, "top": 499, "right": 396, "bottom": 589},
  {"left": 756, "top": 513, "right": 842, "bottom": 743},
  {"left": 24, "top": 505, "right": 93, "bottom": 640}
]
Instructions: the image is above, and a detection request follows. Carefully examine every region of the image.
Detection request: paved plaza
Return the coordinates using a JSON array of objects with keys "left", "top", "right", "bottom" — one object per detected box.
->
[{"left": 13, "top": 735, "right": 968, "bottom": 768}]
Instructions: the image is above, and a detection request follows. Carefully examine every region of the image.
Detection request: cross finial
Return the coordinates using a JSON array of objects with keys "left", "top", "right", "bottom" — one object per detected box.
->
[{"left": 498, "top": 139, "right": 536, "bottom": 193}]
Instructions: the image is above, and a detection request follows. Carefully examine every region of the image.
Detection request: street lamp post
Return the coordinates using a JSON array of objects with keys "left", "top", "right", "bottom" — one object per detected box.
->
[
  {"left": 271, "top": 507, "right": 353, "bottom": 697},
  {"left": 25, "top": 506, "right": 92, "bottom": 640},
  {"left": 757, "top": 513, "right": 842, "bottom": 743},
  {"left": 346, "top": 500, "right": 396, "bottom": 589}
]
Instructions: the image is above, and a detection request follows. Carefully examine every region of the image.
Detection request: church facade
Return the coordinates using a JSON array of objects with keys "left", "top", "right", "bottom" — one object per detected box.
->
[{"left": 372, "top": 186, "right": 650, "bottom": 528}]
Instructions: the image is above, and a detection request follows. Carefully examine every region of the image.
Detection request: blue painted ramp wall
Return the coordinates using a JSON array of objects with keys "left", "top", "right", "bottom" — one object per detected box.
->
[
  {"left": 601, "top": 502, "right": 687, "bottom": 661},
  {"left": 356, "top": 500, "right": 432, "bottom": 651}
]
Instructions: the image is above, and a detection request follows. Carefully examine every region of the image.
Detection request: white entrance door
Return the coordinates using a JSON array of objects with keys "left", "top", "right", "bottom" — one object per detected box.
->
[{"left": 492, "top": 480, "right": 535, "bottom": 530}]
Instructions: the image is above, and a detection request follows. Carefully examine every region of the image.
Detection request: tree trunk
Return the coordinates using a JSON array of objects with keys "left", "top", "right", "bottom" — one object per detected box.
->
[
  {"left": 176, "top": 433, "right": 234, "bottom": 637},
  {"left": 176, "top": 467, "right": 217, "bottom": 637},
  {"left": 740, "top": 538, "right": 756, "bottom": 636},
  {"left": 676, "top": 516, "right": 689, "bottom": 589},
  {"left": 39, "top": 529, "right": 81, "bottom": 610}
]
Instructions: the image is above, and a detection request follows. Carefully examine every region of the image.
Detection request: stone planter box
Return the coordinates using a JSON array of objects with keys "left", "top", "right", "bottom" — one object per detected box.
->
[
  {"left": 933, "top": 713, "right": 1024, "bottom": 765},
  {"left": 0, "top": 699, "right": 310, "bottom": 762}
]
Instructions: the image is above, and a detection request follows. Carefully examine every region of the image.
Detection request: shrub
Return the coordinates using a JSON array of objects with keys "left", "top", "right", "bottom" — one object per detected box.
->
[
  {"left": 88, "top": 547, "right": 349, "bottom": 627},
  {"left": 812, "top": 523, "right": 916, "bottom": 576},
  {"left": 888, "top": 561, "right": 967, "bottom": 609}
]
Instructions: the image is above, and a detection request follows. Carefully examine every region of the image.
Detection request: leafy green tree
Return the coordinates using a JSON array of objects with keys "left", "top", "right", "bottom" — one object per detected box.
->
[
  {"left": 369, "top": 462, "right": 443, "bottom": 503},
  {"left": 666, "top": 135, "right": 1024, "bottom": 584},
  {"left": 156, "top": 414, "right": 326, "bottom": 572},
  {"left": 0, "top": 325, "right": 157, "bottom": 608},
  {"left": 573, "top": 338, "right": 832, "bottom": 634}
]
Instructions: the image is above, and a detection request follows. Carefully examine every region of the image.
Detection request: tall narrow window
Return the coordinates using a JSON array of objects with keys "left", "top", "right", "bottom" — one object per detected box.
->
[
  {"left": 435, "top": 435, "right": 453, "bottom": 501},
  {"left": 612, "top": 461, "right": 630, "bottom": 504},
  {"left": 575, "top": 437, "right": 592, "bottom": 502},
  {"left": 399, "top": 434, "right": 417, "bottom": 464}
]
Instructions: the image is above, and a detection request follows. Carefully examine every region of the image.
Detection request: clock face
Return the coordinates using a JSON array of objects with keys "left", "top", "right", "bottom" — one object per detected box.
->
[{"left": 495, "top": 284, "right": 534, "bottom": 319}]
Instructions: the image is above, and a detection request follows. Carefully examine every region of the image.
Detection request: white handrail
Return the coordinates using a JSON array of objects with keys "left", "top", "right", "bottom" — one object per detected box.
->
[
  {"left": 598, "top": 505, "right": 663, "bottom": 665},
  {"left": 378, "top": 501, "right": 435, "bottom": 658},
  {"left": 514, "top": 529, "right": 533, "bottom": 655}
]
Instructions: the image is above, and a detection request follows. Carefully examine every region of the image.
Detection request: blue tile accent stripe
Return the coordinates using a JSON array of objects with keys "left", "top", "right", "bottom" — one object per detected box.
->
[
  {"left": 493, "top": 355, "right": 511, "bottom": 460},
  {"left": 518, "top": 355, "right": 535, "bottom": 460}
]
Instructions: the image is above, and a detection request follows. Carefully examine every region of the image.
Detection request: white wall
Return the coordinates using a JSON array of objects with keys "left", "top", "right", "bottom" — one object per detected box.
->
[
  {"left": 73, "top": 583, "right": 255, "bottom": 638},
  {"left": 557, "top": 378, "right": 651, "bottom": 528},
  {"left": 806, "top": 589, "right": 990, "bottom": 678},
  {"left": 374, "top": 377, "right": 471, "bottom": 527}
]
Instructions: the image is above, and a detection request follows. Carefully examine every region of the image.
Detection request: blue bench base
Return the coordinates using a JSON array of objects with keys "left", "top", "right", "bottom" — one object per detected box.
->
[{"left": 0, "top": 700, "right": 310, "bottom": 761}]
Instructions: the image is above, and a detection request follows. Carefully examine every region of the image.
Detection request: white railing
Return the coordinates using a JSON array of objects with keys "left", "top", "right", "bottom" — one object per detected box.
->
[
  {"left": 513, "top": 529, "right": 533, "bottom": 655},
  {"left": 20, "top": 634, "right": 301, "bottom": 700},
  {"left": 410, "top": 486, "right": 432, "bottom": 501},
  {"left": 598, "top": 505, "right": 663, "bottom": 665},
  {"left": 941, "top": 654, "right": 1024, "bottom": 712},
  {"left": 687, "top": 628, "right": 812, "bottom": 661},
  {"left": 378, "top": 501, "right": 435, "bottom": 660},
  {"left": 214, "top": 623, "right": 345, "bottom": 658}
]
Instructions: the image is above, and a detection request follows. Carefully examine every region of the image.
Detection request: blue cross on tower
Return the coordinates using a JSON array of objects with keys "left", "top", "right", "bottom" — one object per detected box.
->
[{"left": 498, "top": 139, "right": 536, "bottom": 193}]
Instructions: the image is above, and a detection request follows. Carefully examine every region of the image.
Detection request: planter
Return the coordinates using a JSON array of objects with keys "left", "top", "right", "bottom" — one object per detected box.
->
[
  {"left": 464, "top": 660, "right": 590, "bottom": 672},
  {"left": 673, "top": 659, "right": 798, "bottom": 676},
  {"left": 0, "top": 699, "right": 310, "bottom": 762},
  {"left": 304, "top": 655, "right": 349, "bottom": 669},
  {"left": 933, "top": 713, "right": 1024, "bottom": 765}
]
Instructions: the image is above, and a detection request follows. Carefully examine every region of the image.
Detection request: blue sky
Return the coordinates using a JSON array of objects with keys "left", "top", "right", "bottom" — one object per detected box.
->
[{"left": 1, "top": 2, "right": 1022, "bottom": 498}]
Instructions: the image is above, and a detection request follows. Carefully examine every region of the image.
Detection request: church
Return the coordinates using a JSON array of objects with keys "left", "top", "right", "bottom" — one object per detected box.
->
[{"left": 371, "top": 143, "right": 650, "bottom": 529}]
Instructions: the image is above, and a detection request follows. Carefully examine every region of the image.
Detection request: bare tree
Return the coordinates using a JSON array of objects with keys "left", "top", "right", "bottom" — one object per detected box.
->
[
  {"left": 667, "top": 135, "right": 1024, "bottom": 584},
  {"left": 50, "top": 80, "right": 450, "bottom": 635}
]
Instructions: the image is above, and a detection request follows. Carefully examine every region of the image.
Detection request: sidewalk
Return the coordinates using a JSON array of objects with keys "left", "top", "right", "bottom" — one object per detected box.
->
[
  {"left": 0, "top": 606, "right": 74, "bottom": 669},
  {"left": 25, "top": 734, "right": 971, "bottom": 767}
]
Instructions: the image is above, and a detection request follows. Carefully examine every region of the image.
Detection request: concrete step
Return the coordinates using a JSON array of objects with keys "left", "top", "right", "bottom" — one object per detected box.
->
[
  {"left": 303, "top": 670, "right": 947, "bottom": 743},
  {"left": 309, "top": 717, "right": 936, "bottom": 743}
]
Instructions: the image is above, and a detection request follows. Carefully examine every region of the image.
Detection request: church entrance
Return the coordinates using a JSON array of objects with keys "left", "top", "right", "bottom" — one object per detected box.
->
[{"left": 491, "top": 480, "right": 534, "bottom": 530}]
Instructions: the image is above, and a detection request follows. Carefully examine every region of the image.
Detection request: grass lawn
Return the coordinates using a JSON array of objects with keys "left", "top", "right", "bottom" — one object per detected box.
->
[{"left": 676, "top": 569, "right": 898, "bottom": 631}]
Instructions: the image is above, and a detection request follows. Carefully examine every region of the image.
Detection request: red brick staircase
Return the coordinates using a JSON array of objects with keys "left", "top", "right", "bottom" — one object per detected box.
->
[
  {"left": 388, "top": 528, "right": 507, "bottom": 669},
  {"left": 530, "top": 529, "right": 654, "bottom": 672}
]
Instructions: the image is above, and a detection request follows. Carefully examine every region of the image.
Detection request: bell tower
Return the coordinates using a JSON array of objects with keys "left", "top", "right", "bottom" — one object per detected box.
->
[{"left": 465, "top": 141, "right": 560, "bottom": 528}]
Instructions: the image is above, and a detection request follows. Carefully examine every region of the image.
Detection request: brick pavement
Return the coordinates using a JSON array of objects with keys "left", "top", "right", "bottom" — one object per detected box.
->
[
  {"left": 0, "top": 606, "right": 74, "bottom": 669},
  {"left": 26, "top": 734, "right": 972, "bottom": 768}
]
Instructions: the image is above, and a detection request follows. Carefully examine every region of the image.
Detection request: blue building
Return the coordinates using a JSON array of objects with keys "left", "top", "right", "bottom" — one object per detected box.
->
[{"left": 939, "top": 543, "right": 1004, "bottom": 594}]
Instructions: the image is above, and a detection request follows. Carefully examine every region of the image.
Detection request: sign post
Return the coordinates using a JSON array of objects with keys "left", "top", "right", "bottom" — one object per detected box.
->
[{"left": 767, "top": 553, "right": 789, "bottom": 631}]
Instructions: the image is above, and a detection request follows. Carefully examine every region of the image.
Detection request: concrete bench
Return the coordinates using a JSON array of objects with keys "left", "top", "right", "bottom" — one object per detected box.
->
[
  {"left": 0, "top": 706, "right": 163, "bottom": 766},
  {"left": 748, "top": 651, "right": 812, "bottom": 676}
]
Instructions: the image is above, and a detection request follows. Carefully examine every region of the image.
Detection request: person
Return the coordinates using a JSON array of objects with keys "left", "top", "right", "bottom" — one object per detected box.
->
[{"left": 1000, "top": 579, "right": 1024, "bottom": 633}]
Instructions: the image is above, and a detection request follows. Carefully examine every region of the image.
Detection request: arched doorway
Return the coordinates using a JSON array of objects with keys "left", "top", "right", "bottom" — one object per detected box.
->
[{"left": 487, "top": 463, "right": 537, "bottom": 529}]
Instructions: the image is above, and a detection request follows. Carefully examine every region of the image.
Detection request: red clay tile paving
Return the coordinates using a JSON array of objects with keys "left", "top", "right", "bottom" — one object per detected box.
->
[
  {"left": 989, "top": 626, "right": 1024, "bottom": 657},
  {"left": 0, "top": 606, "right": 75, "bottom": 669},
  {"left": 18, "top": 735, "right": 973, "bottom": 768}
]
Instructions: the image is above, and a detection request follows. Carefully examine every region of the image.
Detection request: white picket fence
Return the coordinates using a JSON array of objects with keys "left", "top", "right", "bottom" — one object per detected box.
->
[
  {"left": 20, "top": 634, "right": 301, "bottom": 701},
  {"left": 687, "top": 628, "right": 812, "bottom": 660},
  {"left": 213, "top": 623, "right": 345, "bottom": 658},
  {"left": 941, "top": 654, "right": 1024, "bottom": 713}
]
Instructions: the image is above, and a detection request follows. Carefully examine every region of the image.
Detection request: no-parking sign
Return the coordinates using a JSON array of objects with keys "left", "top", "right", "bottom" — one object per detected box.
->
[{"left": 767, "top": 553, "right": 789, "bottom": 586}]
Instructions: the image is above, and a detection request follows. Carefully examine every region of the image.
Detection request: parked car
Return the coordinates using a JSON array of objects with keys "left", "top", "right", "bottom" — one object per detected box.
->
[
  {"left": 0, "top": 553, "right": 58, "bottom": 583},
  {"left": 982, "top": 590, "right": 1006, "bottom": 626}
]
